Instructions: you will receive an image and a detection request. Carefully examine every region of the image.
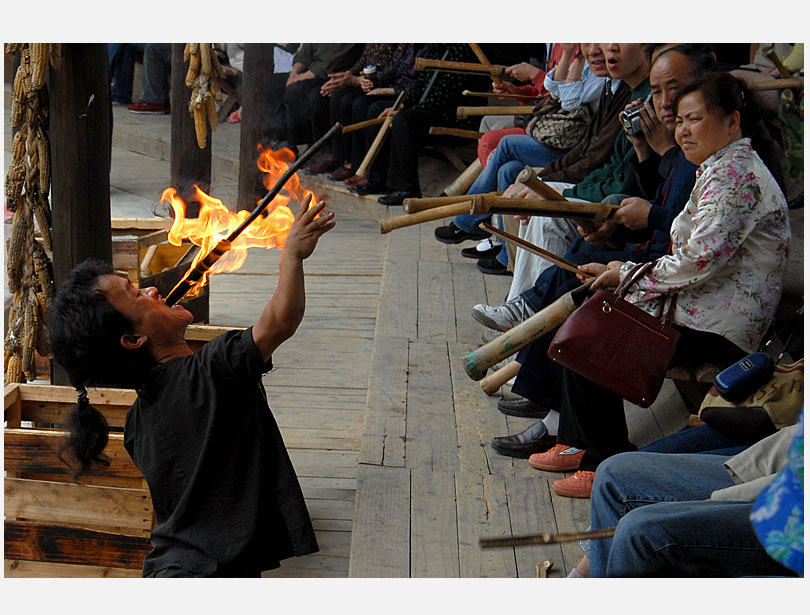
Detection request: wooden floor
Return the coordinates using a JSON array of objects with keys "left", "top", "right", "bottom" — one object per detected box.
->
[{"left": 4, "top": 85, "right": 691, "bottom": 578}]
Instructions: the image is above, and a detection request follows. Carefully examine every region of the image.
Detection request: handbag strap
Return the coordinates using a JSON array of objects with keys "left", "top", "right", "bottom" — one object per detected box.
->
[
  {"left": 614, "top": 262, "right": 655, "bottom": 298},
  {"left": 614, "top": 261, "right": 678, "bottom": 325}
]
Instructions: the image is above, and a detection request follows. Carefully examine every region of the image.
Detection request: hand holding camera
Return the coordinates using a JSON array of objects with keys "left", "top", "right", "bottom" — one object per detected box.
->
[{"left": 620, "top": 94, "right": 676, "bottom": 158}]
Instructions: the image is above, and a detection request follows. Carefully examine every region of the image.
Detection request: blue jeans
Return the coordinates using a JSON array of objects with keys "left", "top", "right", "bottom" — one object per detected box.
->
[
  {"left": 109, "top": 43, "right": 145, "bottom": 104},
  {"left": 453, "top": 135, "right": 567, "bottom": 263},
  {"left": 640, "top": 424, "right": 748, "bottom": 457},
  {"left": 588, "top": 452, "right": 794, "bottom": 577}
]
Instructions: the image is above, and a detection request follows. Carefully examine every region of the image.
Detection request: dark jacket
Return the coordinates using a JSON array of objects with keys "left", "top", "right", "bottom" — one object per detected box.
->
[{"left": 540, "top": 79, "right": 631, "bottom": 185}]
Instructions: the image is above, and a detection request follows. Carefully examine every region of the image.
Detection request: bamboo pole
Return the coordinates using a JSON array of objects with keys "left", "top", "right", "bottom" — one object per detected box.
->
[
  {"left": 479, "top": 223, "right": 591, "bottom": 277},
  {"left": 379, "top": 201, "right": 472, "bottom": 234},
  {"left": 462, "top": 282, "right": 591, "bottom": 380},
  {"left": 470, "top": 194, "right": 618, "bottom": 223},
  {"left": 747, "top": 77, "right": 803, "bottom": 91},
  {"left": 355, "top": 90, "right": 406, "bottom": 179},
  {"left": 403, "top": 193, "right": 500, "bottom": 214},
  {"left": 468, "top": 43, "right": 502, "bottom": 85},
  {"left": 480, "top": 360, "right": 521, "bottom": 395},
  {"left": 442, "top": 158, "right": 483, "bottom": 197},
  {"left": 429, "top": 126, "right": 484, "bottom": 140},
  {"left": 480, "top": 527, "right": 616, "bottom": 549},
  {"left": 462, "top": 90, "right": 540, "bottom": 101},
  {"left": 415, "top": 57, "right": 505, "bottom": 78},
  {"left": 457, "top": 105, "right": 526, "bottom": 120},
  {"left": 516, "top": 165, "right": 567, "bottom": 200},
  {"left": 342, "top": 116, "right": 386, "bottom": 133}
]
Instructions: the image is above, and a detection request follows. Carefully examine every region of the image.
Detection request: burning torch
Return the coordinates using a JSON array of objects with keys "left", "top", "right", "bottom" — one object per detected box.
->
[{"left": 164, "top": 122, "right": 343, "bottom": 307}]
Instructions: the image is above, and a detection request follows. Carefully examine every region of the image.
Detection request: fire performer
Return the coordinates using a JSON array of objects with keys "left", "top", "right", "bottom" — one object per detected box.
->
[{"left": 48, "top": 196, "right": 336, "bottom": 577}]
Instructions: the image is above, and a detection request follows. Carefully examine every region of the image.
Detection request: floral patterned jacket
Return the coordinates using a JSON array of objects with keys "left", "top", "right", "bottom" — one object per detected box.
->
[{"left": 621, "top": 138, "right": 790, "bottom": 353}]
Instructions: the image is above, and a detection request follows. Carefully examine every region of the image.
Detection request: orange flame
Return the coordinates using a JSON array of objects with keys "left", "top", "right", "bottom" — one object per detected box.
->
[{"left": 161, "top": 146, "right": 318, "bottom": 294}]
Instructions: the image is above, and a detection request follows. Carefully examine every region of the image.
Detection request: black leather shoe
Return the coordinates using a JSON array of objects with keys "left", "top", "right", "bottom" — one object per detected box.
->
[
  {"left": 491, "top": 420, "right": 556, "bottom": 458},
  {"left": 351, "top": 181, "right": 387, "bottom": 196},
  {"left": 477, "top": 255, "right": 510, "bottom": 276},
  {"left": 496, "top": 396, "right": 549, "bottom": 418},
  {"left": 378, "top": 190, "right": 421, "bottom": 206}
]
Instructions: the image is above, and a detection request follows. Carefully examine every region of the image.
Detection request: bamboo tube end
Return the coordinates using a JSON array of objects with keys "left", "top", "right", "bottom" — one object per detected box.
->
[
  {"left": 463, "top": 352, "right": 487, "bottom": 381},
  {"left": 469, "top": 194, "right": 487, "bottom": 215}
]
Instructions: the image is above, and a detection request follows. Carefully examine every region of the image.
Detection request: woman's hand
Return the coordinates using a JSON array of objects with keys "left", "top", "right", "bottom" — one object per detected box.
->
[
  {"left": 320, "top": 71, "right": 356, "bottom": 96},
  {"left": 284, "top": 195, "right": 336, "bottom": 260},
  {"left": 586, "top": 261, "right": 624, "bottom": 289},
  {"left": 613, "top": 197, "right": 652, "bottom": 230},
  {"left": 359, "top": 77, "right": 374, "bottom": 93},
  {"left": 377, "top": 106, "right": 399, "bottom": 120},
  {"left": 578, "top": 219, "right": 618, "bottom": 245}
]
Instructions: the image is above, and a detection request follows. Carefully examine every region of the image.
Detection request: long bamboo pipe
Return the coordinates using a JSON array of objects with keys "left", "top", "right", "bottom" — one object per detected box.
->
[
  {"left": 164, "top": 123, "right": 342, "bottom": 306},
  {"left": 342, "top": 117, "right": 386, "bottom": 133},
  {"left": 380, "top": 201, "right": 472, "bottom": 234},
  {"left": 457, "top": 105, "right": 526, "bottom": 119},
  {"left": 479, "top": 223, "right": 591, "bottom": 278},
  {"left": 747, "top": 77, "right": 803, "bottom": 91},
  {"left": 415, "top": 57, "right": 505, "bottom": 78},
  {"left": 463, "top": 281, "right": 592, "bottom": 381},
  {"left": 355, "top": 90, "right": 405, "bottom": 179},
  {"left": 403, "top": 193, "right": 500, "bottom": 214},
  {"left": 442, "top": 158, "right": 483, "bottom": 197},
  {"left": 470, "top": 194, "right": 618, "bottom": 223},
  {"left": 468, "top": 43, "right": 502, "bottom": 85},
  {"left": 429, "top": 126, "right": 484, "bottom": 140},
  {"left": 480, "top": 527, "right": 616, "bottom": 549},
  {"left": 516, "top": 165, "right": 566, "bottom": 201},
  {"left": 480, "top": 359, "right": 521, "bottom": 395},
  {"left": 462, "top": 90, "right": 541, "bottom": 101}
]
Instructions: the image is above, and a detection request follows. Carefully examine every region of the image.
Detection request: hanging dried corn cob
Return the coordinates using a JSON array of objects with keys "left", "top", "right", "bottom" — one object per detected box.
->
[
  {"left": 184, "top": 43, "right": 225, "bottom": 148},
  {"left": 4, "top": 43, "right": 58, "bottom": 384}
]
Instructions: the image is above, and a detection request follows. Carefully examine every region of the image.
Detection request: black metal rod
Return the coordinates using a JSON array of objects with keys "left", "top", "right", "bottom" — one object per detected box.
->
[{"left": 164, "top": 122, "right": 342, "bottom": 306}]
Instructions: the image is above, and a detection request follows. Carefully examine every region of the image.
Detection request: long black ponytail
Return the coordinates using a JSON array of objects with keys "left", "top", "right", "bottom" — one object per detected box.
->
[{"left": 49, "top": 260, "right": 154, "bottom": 481}]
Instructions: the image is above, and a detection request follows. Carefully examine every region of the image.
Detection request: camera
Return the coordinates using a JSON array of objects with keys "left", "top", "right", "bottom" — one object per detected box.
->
[{"left": 620, "top": 94, "right": 652, "bottom": 136}]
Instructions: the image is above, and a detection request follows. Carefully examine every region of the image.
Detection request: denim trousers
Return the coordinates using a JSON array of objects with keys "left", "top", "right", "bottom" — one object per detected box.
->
[
  {"left": 453, "top": 134, "right": 567, "bottom": 246},
  {"left": 588, "top": 452, "right": 795, "bottom": 577}
]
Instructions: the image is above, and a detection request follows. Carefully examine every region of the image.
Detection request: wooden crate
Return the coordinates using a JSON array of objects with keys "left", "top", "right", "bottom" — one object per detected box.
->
[
  {"left": 4, "top": 325, "right": 241, "bottom": 577},
  {"left": 111, "top": 218, "right": 209, "bottom": 324}
]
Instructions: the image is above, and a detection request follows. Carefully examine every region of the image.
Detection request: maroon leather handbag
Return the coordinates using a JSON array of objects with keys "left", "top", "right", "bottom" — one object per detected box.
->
[{"left": 547, "top": 262, "right": 681, "bottom": 408}]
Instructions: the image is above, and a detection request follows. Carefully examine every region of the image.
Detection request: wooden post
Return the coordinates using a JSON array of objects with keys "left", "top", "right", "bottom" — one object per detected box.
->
[
  {"left": 170, "top": 43, "right": 211, "bottom": 216},
  {"left": 237, "top": 44, "right": 275, "bottom": 212},
  {"left": 49, "top": 44, "right": 114, "bottom": 385}
]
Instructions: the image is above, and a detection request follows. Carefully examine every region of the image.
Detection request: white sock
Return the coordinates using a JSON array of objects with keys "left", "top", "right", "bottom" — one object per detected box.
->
[
  {"left": 542, "top": 409, "right": 559, "bottom": 437},
  {"left": 567, "top": 568, "right": 584, "bottom": 578}
]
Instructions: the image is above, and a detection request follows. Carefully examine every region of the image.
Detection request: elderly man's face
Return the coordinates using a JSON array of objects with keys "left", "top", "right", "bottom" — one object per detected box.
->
[{"left": 650, "top": 50, "right": 695, "bottom": 131}]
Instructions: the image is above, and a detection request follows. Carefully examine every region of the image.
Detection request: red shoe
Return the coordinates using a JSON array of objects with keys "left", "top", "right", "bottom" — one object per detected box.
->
[
  {"left": 344, "top": 174, "right": 363, "bottom": 186},
  {"left": 127, "top": 101, "right": 169, "bottom": 115},
  {"left": 528, "top": 443, "right": 585, "bottom": 472},
  {"left": 327, "top": 166, "right": 354, "bottom": 181},
  {"left": 551, "top": 470, "right": 595, "bottom": 498},
  {"left": 226, "top": 107, "right": 242, "bottom": 123}
]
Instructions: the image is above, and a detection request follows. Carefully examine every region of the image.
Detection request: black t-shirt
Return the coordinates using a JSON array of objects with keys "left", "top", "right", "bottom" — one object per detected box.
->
[{"left": 124, "top": 328, "right": 318, "bottom": 576}]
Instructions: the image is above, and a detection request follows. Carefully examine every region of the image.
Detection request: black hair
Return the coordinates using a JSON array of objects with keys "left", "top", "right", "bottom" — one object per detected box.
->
[
  {"left": 652, "top": 43, "right": 717, "bottom": 78},
  {"left": 48, "top": 259, "right": 155, "bottom": 480},
  {"left": 672, "top": 72, "right": 787, "bottom": 191}
]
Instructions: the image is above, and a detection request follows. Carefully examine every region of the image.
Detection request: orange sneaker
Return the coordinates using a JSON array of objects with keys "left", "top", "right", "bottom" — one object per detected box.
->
[
  {"left": 552, "top": 470, "right": 596, "bottom": 498},
  {"left": 528, "top": 444, "right": 585, "bottom": 471}
]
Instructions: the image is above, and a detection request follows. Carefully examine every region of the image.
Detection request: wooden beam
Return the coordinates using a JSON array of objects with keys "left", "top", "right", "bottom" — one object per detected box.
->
[
  {"left": 5, "top": 521, "right": 150, "bottom": 569},
  {"left": 237, "top": 44, "right": 276, "bottom": 212},
  {"left": 49, "top": 44, "right": 113, "bottom": 385},
  {"left": 4, "top": 429, "right": 142, "bottom": 479},
  {"left": 5, "top": 478, "right": 154, "bottom": 535}
]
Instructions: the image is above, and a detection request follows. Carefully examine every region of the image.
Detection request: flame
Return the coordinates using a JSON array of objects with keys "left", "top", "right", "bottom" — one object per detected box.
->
[{"left": 161, "top": 146, "right": 318, "bottom": 294}]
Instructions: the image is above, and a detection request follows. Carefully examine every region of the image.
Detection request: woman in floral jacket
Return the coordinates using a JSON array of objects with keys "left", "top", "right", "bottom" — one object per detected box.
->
[{"left": 533, "top": 72, "right": 791, "bottom": 498}]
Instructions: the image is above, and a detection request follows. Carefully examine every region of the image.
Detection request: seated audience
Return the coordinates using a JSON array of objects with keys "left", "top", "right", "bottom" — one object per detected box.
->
[{"left": 522, "top": 73, "right": 792, "bottom": 499}]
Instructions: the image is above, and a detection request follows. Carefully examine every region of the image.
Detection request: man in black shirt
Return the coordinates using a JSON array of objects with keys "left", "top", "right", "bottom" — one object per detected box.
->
[{"left": 49, "top": 196, "right": 335, "bottom": 577}]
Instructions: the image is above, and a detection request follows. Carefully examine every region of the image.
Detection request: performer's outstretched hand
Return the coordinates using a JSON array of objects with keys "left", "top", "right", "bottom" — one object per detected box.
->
[{"left": 284, "top": 194, "right": 336, "bottom": 260}]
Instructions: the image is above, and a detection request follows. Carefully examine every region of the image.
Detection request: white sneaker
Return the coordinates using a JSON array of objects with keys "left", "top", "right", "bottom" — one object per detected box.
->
[{"left": 471, "top": 295, "right": 536, "bottom": 332}]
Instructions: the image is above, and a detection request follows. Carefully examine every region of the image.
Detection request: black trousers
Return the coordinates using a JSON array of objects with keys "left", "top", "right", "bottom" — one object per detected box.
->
[
  {"left": 556, "top": 326, "right": 747, "bottom": 472},
  {"left": 382, "top": 108, "right": 442, "bottom": 193},
  {"left": 352, "top": 95, "right": 397, "bottom": 177},
  {"left": 282, "top": 77, "right": 326, "bottom": 148}
]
